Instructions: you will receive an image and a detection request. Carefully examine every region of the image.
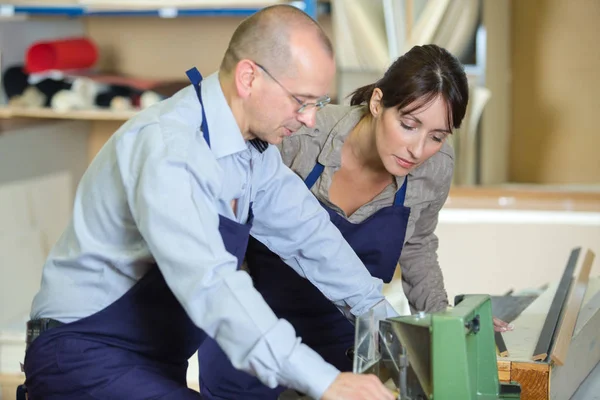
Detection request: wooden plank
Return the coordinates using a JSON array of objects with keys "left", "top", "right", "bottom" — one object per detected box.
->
[
  {"left": 511, "top": 362, "right": 549, "bottom": 400},
  {"left": 550, "top": 281, "right": 600, "bottom": 399},
  {"left": 0, "top": 106, "right": 136, "bottom": 121},
  {"left": 496, "top": 331, "right": 509, "bottom": 357},
  {"left": 532, "top": 248, "right": 580, "bottom": 361},
  {"left": 497, "top": 360, "right": 511, "bottom": 382},
  {"left": 501, "top": 278, "right": 600, "bottom": 399},
  {"left": 504, "top": 283, "right": 558, "bottom": 363},
  {"left": 570, "top": 361, "right": 600, "bottom": 400},
  {"left": 550, "top": 249, "right": 595, "bottom": 365}
]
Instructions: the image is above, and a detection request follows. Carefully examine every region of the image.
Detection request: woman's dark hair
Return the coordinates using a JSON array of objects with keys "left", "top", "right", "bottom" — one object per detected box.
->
[{"left": 349, "top": 44, "right": 469, "bottom": 130}]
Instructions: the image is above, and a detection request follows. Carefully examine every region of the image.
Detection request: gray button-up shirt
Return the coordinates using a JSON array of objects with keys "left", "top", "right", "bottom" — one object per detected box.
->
[
  {"left": 30, "top": 73, "right": 396, "bottom": 398},
  {"left": 278, "top": 105, "right": 453, "bottom": 312}
]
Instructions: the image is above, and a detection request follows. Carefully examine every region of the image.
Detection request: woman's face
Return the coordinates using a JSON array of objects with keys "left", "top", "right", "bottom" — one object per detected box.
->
[{"left": 370, "top": 89, "right": 452, "bottom": 177}]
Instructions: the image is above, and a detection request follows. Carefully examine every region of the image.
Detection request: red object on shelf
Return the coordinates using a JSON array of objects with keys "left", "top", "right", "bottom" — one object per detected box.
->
[{"left": 25, "top": 37, "right": 98, "bottom": 73}]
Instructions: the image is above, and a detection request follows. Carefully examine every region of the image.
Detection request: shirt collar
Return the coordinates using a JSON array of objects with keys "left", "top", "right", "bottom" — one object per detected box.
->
[
  {"left": 200, "top": 72, "right": 248, "bottom": 159},
  {"left": 316, "top": 106, "right": 364, "bottom": 169},
  {"left": 316, "top": 105, "right": 405, "bottom": 190}
]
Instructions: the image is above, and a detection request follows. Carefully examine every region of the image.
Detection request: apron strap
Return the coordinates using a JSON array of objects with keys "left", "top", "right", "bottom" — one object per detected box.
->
[
  {"left": 304, "top": 162, "right": 325, "bottom": 189},
  {"left": 393, "top": 177, "right": 408, "bottom": 206},
  {"left": 305, "top": 162, "right": 408, "bottom": 205},
  {"left": 185, "top": 67, "right": 211, "bottom": 149}
]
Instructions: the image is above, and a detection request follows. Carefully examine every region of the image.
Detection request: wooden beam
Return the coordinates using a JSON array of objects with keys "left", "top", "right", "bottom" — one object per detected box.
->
[
  {"left": 0, "top": 106, "right": 135, "bottom": 121},
  {"left": 532, "top": 248, "right": 580, "bottom": 361},
  {"left": 497, "top": 360, "right": 511, "bottom": 382},
  {"left": 550, "top": 249, "right": 595, "bottom": 365},
  {"left": 499, "top": 278, "right": 600, "bottom": 399},
  {"left": 511, "top": 362, "right": 549, "bottom": 400},
  {"left": 550, "top": 283, "right": 600, "bottom": 399}
]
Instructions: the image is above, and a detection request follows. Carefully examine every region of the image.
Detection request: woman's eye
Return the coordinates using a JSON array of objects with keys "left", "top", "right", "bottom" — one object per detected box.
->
[
  {"left": 400, "top": 121, "right": 416, "bottom": 130},
  {"left": 432, "top": 133, "right": 449, "bottom": 143}
]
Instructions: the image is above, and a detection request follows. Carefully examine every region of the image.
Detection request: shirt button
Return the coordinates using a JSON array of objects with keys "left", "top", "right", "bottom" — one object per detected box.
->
[{"left": 241, "top": 184, "right": 246, "bottom": 191}]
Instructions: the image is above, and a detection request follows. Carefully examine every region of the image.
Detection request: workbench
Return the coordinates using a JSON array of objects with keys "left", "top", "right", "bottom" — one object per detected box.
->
[{"left": 496, "top": 276, "right": 600, "bottom": 400}]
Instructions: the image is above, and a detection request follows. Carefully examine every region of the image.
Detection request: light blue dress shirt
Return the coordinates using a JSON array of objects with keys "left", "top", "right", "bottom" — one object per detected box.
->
[{"left": 31, "top": 72, "right": 395, "bottom": 399}]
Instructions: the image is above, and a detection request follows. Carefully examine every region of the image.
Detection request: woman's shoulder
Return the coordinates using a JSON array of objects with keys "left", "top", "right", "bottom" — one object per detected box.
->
[
  {"left": 314, "top": 104, "right": 360, "bottom": 134},
  {"left": 287, "top": 104, "right": 358, "bottom": 142},
  {"left": 277, "top": 104, "right": 360, "bottom": 166}
]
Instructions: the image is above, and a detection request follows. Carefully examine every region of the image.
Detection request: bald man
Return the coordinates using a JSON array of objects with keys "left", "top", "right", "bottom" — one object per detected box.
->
[{"left": 23, "top": 5, "right": 395, "bottom": 400}]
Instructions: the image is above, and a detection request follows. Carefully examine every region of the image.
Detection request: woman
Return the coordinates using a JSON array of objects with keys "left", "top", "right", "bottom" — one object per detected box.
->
[{"left": 198, "top": 44, "right": 509, "bottom": 399}]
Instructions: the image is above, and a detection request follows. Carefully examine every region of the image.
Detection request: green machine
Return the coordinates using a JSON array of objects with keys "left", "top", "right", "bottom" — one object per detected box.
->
[{"left": 353, "top": 295, "right": 521, "bottom": 399}]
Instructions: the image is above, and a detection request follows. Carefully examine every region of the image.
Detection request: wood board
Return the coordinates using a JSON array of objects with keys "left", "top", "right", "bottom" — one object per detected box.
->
[
  {"left": 497, "top": 276, "right": 600, "bottom": 400},
  {"left": 532, "top": 248, "right": 579, "bottom": 361},
  {"left": 550, "top": 249, "right": 595, "bottom": 365}
]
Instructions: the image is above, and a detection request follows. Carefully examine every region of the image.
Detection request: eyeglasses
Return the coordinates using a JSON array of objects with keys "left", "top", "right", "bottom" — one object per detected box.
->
[{"left": 255, "top": 62, "right": 331, "bottom": 114}]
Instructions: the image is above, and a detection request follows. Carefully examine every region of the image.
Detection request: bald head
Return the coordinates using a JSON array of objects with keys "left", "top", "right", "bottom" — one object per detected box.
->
[{"left": 220, "top": 4, "right": 333, "bottom": 77}]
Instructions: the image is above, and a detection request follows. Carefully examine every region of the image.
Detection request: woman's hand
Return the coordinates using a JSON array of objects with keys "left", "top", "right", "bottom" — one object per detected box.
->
[{"left": 493, "top": 317, "right": 515, "bottom": 332}]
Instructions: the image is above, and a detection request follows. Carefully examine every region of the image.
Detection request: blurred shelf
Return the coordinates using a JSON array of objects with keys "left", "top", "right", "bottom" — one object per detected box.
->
[
  {"left": 0, "top": 1, "right": 326, "bottom": 18},
  {"left": 0, "top": 106, "right": 135, "bottom": 121}
]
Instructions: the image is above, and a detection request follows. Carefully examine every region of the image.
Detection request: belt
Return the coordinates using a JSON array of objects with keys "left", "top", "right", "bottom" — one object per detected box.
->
[{"left": 26, "top": 318, "right": 64, "bottom": 349}]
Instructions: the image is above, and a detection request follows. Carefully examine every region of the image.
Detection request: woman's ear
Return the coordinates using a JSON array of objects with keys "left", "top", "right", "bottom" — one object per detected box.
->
[{"left": 369, "top": 88, "right": 383, "bottom": 117}]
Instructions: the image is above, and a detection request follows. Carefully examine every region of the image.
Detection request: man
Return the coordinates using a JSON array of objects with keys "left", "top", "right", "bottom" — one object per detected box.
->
[{"left": 24, "top": 5, "right": 395, "bottom": 400}]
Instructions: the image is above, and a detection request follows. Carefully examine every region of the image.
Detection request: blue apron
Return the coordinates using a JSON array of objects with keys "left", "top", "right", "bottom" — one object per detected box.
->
[
  {"left": 23, "top": 67, "right": 253, "bottom": 400},
  {"left": 198, "top": 162, "right": 411, "bottom": 399}
]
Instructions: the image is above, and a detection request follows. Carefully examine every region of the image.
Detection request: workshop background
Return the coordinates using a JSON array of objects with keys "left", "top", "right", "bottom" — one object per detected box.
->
[{"left": 0, "top": 0, "right": 599, "bottom": 399}]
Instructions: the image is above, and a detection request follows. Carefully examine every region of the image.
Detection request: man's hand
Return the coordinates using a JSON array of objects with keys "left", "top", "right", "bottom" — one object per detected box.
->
[
  {"left": 493, "top": 317, "right": 515, "bottom": 332},
  {"left": 321, "top": 372, "right": 395, "bottom": 400}
]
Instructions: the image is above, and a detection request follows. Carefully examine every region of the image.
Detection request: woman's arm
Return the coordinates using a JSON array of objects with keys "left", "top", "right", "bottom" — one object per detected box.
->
[
  {"left": 398, "top": 154, "right": 453, "bottom": 313},
  {"left": 399, "top": 198, "right": 449, "bottom": 313}
]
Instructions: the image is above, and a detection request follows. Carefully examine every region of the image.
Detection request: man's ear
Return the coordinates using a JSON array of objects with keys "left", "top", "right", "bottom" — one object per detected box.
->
[
  {"left": 235, "top": 59, "right": 256, "bottom": 99},
  {"left": 369, "top": 87, "right": 383, "bottom": 117}
]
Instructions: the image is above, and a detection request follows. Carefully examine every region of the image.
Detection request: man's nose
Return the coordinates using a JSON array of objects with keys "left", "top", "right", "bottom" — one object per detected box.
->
[{"left": 297, "top": 107, "right": 317, "bottom": 128}]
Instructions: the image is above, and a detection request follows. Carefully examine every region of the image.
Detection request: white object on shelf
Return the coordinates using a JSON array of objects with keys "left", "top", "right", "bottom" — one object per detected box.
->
[
  {"left": 158, "top": 7, "right": 177, "bottom": 18},
  {"left": 0, "top": 5, "right": 15, "bottom": 17}
]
